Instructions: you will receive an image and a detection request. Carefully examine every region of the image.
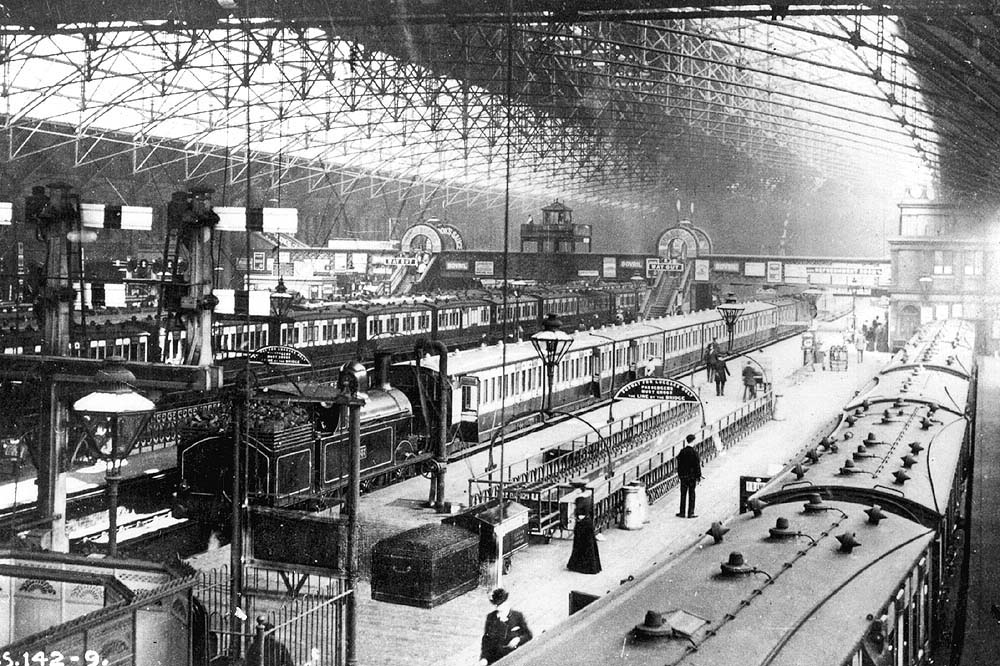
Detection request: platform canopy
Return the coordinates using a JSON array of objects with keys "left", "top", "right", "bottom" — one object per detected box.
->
[{"left": 0, "top": 2, "right": 990, "bottom": 219}]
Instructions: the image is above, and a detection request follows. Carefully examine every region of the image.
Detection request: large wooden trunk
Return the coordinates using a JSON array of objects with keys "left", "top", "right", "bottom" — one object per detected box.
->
[{"left": 371, "top": 523, "right": 479, "bottom": 608}]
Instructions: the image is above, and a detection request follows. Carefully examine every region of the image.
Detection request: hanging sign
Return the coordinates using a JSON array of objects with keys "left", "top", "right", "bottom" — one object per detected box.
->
[
  {"left": 615, "top": 377, "right": 699, "bottom": 402},
  {"left": 248, "top": 345, "right": 312, "bottom": 366}
]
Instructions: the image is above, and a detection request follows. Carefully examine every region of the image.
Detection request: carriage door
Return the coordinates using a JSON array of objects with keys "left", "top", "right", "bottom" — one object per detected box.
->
[
  {"left": 628, "top": 340, "right": 639, "bottom": 381},
  {"left": 590, "top": 348, "right": 603, "bottom": 397},
  {"left": 458, "top": 377, "right": 480, "bottom": 442}
]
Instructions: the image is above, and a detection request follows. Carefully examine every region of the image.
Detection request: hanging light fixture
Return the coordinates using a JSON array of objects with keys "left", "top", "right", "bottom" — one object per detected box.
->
[
  {"left": 72, "top": 356, "right": 155, "bottom": 557},
  {"left": 530, "top": 314, "right": 573, "bottom": 413}
]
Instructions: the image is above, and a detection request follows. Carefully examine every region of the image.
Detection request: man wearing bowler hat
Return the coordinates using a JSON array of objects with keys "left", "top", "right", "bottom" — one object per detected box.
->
[{"left": 479, "top": 588, "right": 533, "bottom": 665}]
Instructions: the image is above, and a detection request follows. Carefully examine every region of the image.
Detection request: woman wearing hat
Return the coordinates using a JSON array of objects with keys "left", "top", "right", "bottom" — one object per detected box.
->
[{"left": 479, "top": 588, "right": 532, "bottom": 665}]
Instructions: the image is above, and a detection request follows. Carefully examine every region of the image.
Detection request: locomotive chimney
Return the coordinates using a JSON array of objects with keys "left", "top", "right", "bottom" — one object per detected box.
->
[{"left": 375, "top": 351, "right": 393, "bottom": 390}]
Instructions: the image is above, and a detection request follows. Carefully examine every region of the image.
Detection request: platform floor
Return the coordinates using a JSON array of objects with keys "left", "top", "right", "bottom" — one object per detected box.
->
[
  {"left": 184, "top": 318, "right": 883, "bottom": 666},
  {"left": 958, "top": 355, "right": 1000, "bottom": 666}
]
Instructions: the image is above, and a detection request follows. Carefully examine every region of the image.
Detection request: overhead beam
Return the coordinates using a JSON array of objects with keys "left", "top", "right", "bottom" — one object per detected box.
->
[
  {"left": 0, "top": 2, "right": 992, "bottom": 33},
  {"left": 0, "top": 355, "right": 223, "bottom": 392}
]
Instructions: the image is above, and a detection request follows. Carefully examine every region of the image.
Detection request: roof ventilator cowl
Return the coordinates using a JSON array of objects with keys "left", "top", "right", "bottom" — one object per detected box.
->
[
  {"left": 747, "top": 497, "right": 768, "bottom": 517},
  {"left": 839, "top": 459, "right": 861, "bottom": 475},
  {"left": 836, "top": 532, "right": 861, "bottom": 554},
  {"left": 893, "top": 470, "right": 911, "bottom": 485},
  {"left": 805, "top": 448, "right": 821, "bottom": 464},
  {"left": 768, "top": 517, "right": 796, "bottom": 540},
  {"left": 633, "top": 611, "right": 673, "bottom": 639},
  {"left": 854, "top": 445, "right": 876, "bottom": 461},
  {"left": 720, "top": 551, "right": 754, "bottom": 576},
  {"left": 901, "top": 454, "right": 918, "bottom": 468},
  {"left": 920, "top": 417, "right": 933, "bottom": 430},
  {"left": 792, "top": 463, "right": 807, "bottom": 479},
  {"left": 845, "top": 414, "right": 858, "bottom": 427},
  {"left": 803, "top": 493, "right": 828, "bottom": 511},
  {"left": 706, "top": 522, "right": 730, "bottom": 544},
  {"left": 863, "top": 433, "right": 882, "bottom": 446},
  {"left": 865, "top": 505, "right": 887, "bottom": 525},
  {"left": 880, "top": 410, "right": 894, "bottom": 424},
  {"left": 909, "top": 441, "right": 925, "bottom": 454}
]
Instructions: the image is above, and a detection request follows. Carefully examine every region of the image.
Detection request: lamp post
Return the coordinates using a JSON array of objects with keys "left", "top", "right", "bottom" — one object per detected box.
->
[
  {"left": 271, "top": 277, "right": 293, "bottom": 318},
  {"left": 72, "top": 356, "right": 155, "bottom": 558},
  {"left": 716, "top": 303, "right": 745, "bottom": 353},
  {"left": 530, "top": 314, "right": 573, "bottom": 414}
]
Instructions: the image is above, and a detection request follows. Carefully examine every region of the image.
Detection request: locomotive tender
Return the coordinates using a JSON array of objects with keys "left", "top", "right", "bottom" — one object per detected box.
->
[{"left": 503, "top": 318, "right": 975, "bottom": 666}]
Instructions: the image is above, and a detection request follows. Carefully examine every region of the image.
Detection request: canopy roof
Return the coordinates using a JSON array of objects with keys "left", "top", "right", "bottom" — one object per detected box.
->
[{"left": 0, "top": 3, "right": 991, "bottom": 219}]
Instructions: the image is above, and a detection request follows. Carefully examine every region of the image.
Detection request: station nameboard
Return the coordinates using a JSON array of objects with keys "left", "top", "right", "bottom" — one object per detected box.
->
[
  {"left": 645, "top": 258, "right": 684, "bottom": 277},
  {"left": 248, "top": 345, "right": 313, "bottom": 366},
  {"left": 615, "top": 377, "right": 699, "bottom": 402},
  {"left": 739, "top": 475, "right": 772, "bottom": 513}
]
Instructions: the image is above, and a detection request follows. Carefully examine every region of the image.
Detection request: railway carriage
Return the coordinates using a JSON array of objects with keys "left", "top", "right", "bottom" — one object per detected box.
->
[
  {"left": 392, "top": 300, "right": 797, "bottom": 446},
  {"left": 504, "top": 319, "right": 974, "bottom": 666}
]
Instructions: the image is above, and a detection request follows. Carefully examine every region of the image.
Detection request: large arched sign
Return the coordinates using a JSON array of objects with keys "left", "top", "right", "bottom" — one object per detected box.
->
[
  {"left": 656, "top": 222, "right": 713, "bottom": 259},
  {"left": 436, "top": 224, "right": 465, "bottom": 250},
  {"left": 400, "top": 223, "right": 444, "bottom": 253}
]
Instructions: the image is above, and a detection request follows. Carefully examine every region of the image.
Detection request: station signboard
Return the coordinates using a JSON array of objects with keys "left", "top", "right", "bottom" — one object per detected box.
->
[
  {"left": 739, "top": 475, "right": 772, "bottom": 513},
  {"left": 615, "top": 377, "right": 699, "bottom": 403},
  {"left": 645, "top": 258, "right": 684, "bottom": 278},
  {"left": 766, "top": 261, "right": 783, "bottom": 283},
  {"left": 694, "top": 259, "right": 710, "bottom": 281}
]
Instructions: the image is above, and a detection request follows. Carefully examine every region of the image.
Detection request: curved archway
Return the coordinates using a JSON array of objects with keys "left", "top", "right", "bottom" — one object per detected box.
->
[
  {"left": 400, "top": 223, "right": 444, "bottom": 253},
  {"left": 656, "top": 226, "right": 700, "bottom": 259}
]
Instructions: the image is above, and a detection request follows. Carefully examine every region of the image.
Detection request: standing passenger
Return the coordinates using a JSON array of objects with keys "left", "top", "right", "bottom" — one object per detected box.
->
[
  {"left": 479, "top": 589, "right": 533, "bottom": 665},
  {"left": 566, "top": 498, "right": 602, "bottom": 574},
  {"left": 713, "top": 356, "right": 730, "bottom": 396},
  {"left": 676, "top": 434, "right": 703, "bottom": 519},
  {"left": 855, "top": 330, "right": 865, "bottom": 363},
  {"left": 705, "top": 338, "right": 719, "bottom": 382},
  {"left": 742, "top": 361, "right": 759, "bottom": 400}
]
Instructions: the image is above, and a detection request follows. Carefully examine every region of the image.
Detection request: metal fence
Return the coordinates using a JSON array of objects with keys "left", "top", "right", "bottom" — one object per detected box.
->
[
  {"left": 196, "top": 563, "right": 350, "bottom": 666},
  {"left": 468, "top": 401, "right": 699, "bottom": 507}
]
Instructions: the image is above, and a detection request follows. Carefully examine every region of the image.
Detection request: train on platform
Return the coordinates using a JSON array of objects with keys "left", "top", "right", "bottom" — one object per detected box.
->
[
  {"left": 392, "top": 299, "right": 798, "bottom": 447},
  {"left": 0, "top": 284, "right": 643, "bottom": 367},
  {"left": 173, "top": 299, "right": 800, "bottom": 523},
  {"left": 503, "top": 318, "right": 976, "bottom": 666}
]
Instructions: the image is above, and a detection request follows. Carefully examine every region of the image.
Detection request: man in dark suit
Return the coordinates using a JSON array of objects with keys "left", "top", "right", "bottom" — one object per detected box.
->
[
  {"left": 676, "top": 434, "right": 703, "bottom": 518},
  {"left": 479, "top": 588, "right": 533, "bottom": 665},
  {"left": 704, "top": 338, "right": 719, "bottom": 382}
]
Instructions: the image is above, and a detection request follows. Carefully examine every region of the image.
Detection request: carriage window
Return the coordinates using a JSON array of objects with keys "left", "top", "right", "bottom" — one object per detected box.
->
[{"left": 461, "top": 385, "right": 474, "bottom": 411}]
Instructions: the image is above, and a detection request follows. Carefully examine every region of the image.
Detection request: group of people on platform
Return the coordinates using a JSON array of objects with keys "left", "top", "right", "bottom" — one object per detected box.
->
[
  {"left": 481, "top": 433, "right": 708, "bottom": 664},
  {"left": 843, "top": 316, "right": 885, "bottom": 363},
  {"left": 703, "top": 338, "right": 763, "bottom": 399}
]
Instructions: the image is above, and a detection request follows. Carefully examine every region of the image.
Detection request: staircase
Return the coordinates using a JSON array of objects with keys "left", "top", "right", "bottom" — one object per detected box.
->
[
  {"left": 643, "top": 263, "right": 692, "bottom": 318},
  {"left": 391, "top": 255, "right": 437, "bottom": 296}
]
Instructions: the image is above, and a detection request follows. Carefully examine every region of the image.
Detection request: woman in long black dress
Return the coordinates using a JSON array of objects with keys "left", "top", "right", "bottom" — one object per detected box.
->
[{"left": 567, "top": 507, "right": 602, "bottom": 574}]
